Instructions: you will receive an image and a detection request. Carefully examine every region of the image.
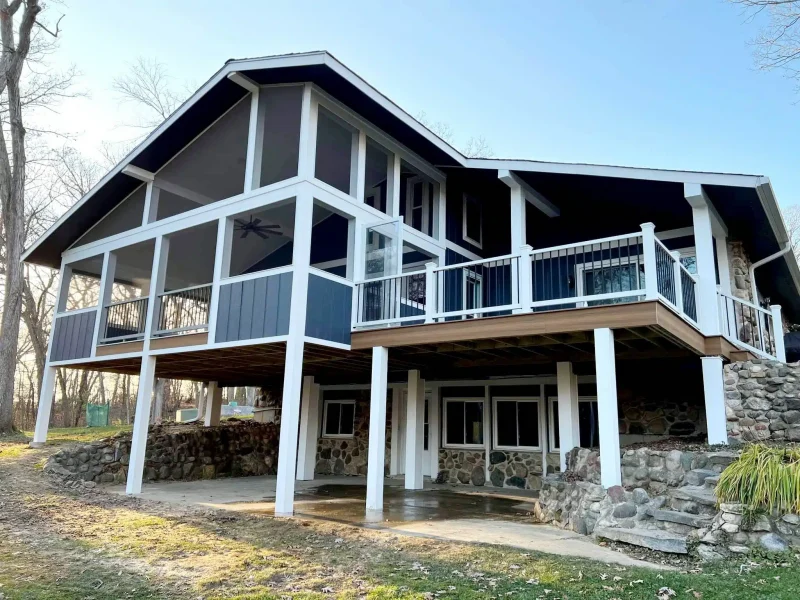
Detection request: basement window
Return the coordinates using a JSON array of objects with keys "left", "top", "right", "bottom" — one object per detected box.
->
[
  {"left": 322, "top": 399, "right": 356, "bottom": 438},
  {"left": 493, "top": 398, "right": 540, "bottom": 451},
  {"left": 444, "top": 398, "right": 484, "bottom": 448}
]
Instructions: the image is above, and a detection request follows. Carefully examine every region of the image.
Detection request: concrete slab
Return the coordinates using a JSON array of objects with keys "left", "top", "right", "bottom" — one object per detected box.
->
[{"left": 109, "top": 475, "right": 669, "bottom": 569}]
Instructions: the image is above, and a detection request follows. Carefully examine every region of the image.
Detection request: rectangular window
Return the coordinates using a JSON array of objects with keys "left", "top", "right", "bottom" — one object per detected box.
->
[
  {"left": 493, "top": 398, "right": 540, "bottom": 451},
  {"left": 423, "top": 398, "right": 429, "bottom": 451},
  {"left": 462, "top": 193, "right": 482, "bottom": 248},
  {"left": 549, "top": 397, "right": 600, "bottom": 451},
  {"left": 399, "top": 160, "right": 437, "bottom": 237},
  {"left": 364, "top": 139, "right": 391, "bottom": 214},
  {"left": 444, "top": 398, "right": 484, "bottom": 447},
  {"left": 314, "top": 107, "right": 356, "bottom": 195},
  {"left": 322, "top": 399, "right": 355, "bottom": 438}
]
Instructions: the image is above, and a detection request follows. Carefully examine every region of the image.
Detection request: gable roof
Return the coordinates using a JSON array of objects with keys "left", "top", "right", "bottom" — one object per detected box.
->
[{"left": 21, "top": 51, "right": 800, "bottom": 319}]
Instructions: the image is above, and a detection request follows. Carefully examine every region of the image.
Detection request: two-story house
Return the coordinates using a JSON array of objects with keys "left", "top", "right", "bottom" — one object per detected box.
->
[{"left": 24, "top": 52, "right": 800, "bottom": 517}]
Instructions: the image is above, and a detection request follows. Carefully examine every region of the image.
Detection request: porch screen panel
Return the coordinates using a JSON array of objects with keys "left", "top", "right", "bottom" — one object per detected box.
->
[{"left": 258, "top": 85, "right": 302, "bottom": 188}]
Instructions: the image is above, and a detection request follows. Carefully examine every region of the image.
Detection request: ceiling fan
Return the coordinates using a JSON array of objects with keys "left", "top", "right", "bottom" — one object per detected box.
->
[{"left": 234, "top": 216, "right": 283, "bottom": 240}]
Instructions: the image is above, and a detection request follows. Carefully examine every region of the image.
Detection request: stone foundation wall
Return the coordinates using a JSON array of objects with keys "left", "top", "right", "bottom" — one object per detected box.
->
[
  {"left": 315, "top": 391, "right": 391, "bottom": 477},
  {"left": 44, "top": 421, "right": 279, "bottom": 484},
  {"left": 437, "top": 449, "right": 486, "bottom": 485},
  {"left": 698, "top": 503, "right": 800, "bottom": 558},
  {"left": 569, "top": 447, "right": 737, "bottom": 493},
  {"left": 724, "top": 360, "right": 800, "bottom": 443},
  {"left": 436, "top": 449, "right": 559, "bottom": 490}
]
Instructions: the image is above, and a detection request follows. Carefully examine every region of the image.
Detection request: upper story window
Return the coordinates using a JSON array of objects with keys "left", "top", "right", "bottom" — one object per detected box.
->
[
  {"left": 152, "top": 97, "right": 250, "bottom": 222},
  {"left": 462, "top": 193, "right": 482, "bottom": 248},
  {"left": 364, "top": 139, "right": 391, "bottom": 214},
  {"left": 314, "top": 107, "right": 357, "bottom": 196},
  {"left": 399, "top": 160, "right": 437, "bottom": 237},
  {"left": 255, "top": 85, "right": 303, "bottom": 189}
]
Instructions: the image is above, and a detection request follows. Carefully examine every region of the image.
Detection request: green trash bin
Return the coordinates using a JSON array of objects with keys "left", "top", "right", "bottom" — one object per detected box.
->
[{"left": 86, "top": 403, "right": 110, "bottom": 427}]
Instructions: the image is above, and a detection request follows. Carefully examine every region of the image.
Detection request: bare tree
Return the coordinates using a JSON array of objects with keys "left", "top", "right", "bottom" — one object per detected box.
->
[
  {"left": 0, "top": 0, "right": 50, "bottom": 434},
  {"left": 113, "top": 57, "right": 184, "bottom": 129},
  {"left": 415, "top": 110, "right": 495, "bottom": 158},
  {"left": 731, "top": 1, "right": 800, "bottom": 93}
]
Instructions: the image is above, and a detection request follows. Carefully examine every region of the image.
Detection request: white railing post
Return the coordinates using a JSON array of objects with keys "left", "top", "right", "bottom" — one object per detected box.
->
[
  {"left": 640, "top": 223, "right": 658, "bottom": 300},
  {"left": 771, "top": 304, "right": 786, "bottom": 362},
  {"left": 515, "top": 244, "right": 533, "bottom": 314},
  {"left": 424, "top": 262, "right": 436, "bottom": 323},
  {"left": 671, "top": 251, "right": 683, "bottom": 314}
]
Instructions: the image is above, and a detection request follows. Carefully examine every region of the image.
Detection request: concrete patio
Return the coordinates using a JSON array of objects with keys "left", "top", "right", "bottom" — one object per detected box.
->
[{"left": 111, "top": 475, "right": 670, "bottom": 569}]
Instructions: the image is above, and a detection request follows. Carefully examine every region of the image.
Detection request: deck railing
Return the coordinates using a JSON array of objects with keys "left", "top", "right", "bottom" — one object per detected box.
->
[
  {"left": 155, "top": 284, "right": 212, "bottom": 336},
  {"left": 353, "top": 224, "right": 705, "bottom": 330},
  {"left": 100, "top": 297, "right": 148, "bottom": 343},
  {"left": 718, "top": 292, "right": 778, "bottom": 359}
]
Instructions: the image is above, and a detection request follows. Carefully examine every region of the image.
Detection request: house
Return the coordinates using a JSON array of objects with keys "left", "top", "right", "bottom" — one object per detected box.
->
[{"left": 23, "top": 51, "right": 800, "bottom": 517}]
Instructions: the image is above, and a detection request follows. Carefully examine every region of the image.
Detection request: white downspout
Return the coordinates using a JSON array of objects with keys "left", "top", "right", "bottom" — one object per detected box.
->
[{"left": 749, "top": 244, "right": 791, "bottom": 303}]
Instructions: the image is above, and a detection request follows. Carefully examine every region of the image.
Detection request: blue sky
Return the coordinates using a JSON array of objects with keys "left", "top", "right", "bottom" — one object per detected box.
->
[{"left": 46, "top": 0, "right": 799, "bottom": 207}]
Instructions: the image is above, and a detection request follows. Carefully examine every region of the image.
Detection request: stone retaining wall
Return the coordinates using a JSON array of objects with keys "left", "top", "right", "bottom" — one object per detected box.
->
[
  {"left": 44, "top": 420, "right": 278, "bottom": 484},
  {"left": 698, "top": 503, "right": 800, "bottom": 559},
  {"left": 569, "top": 447, "right": 737, "bottom": 493},
  {"left": 724, "top": 360, "right": 800, "bottom": 443}
]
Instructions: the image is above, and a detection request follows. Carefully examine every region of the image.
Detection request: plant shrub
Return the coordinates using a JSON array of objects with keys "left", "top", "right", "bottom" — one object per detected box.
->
[{"left": 716, "top": 444, "right": 800, "bottom": 513}]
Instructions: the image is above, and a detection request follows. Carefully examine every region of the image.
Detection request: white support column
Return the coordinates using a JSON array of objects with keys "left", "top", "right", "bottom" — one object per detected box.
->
[
  {"left": 428, "top": 384, "right": 440, "bottom": 479},
  {"left": 509, "top": 180, "right": 527, "bottom": 251},
  {"left": 437, "top": 180, "right": 447, "bottom": 242},
  {"left": 274, "top": 191, "right": 314, "bottom": 517},
  {"left": 197, "top": 382, "right": 208, "bottom": 419},
  {"left": 404, "top": 370, "right": 425, "bottom": 490},
  {"left": 55, "top": 263, "right": 73, "bottom": 313},
  {"left": 91, "top": 251, "right": 117, "bottom": 355},
  {"left": 556, "top": 362, "right": 580, "bottom": 472},
  {"left": 144, "top": 236, "right": 169, "bottom": 341},
  {"left": 298, "top": 85, "right": 316, "bottom": 179},
  {"left": 771, "top": 305, "right": 786, "bottom": 362},
  {"left": 142, "top": 182, "right": 160, "bottom": 225},
  {"left": 701, "top": 356, "right": 729, "bottom": 445},
  {"left": 151, "top": 379, "right": 165, "bottom": 425},
  {"left": 207, "top": 217, "right": 233, "bottom": 343},
  {"left": 389, "top": 387, "right": 403, "bottom": 476},
  {"left": 685, "top": 184, "right": 721, "bottom": 335},
  {"left": 126, "top": 355, "right": 157, "bottom": 494},
  {"left": 594, "top": 328, "right": 622, "bottom": 488},
  {"left": 390, "top": 154, "right": 401, "bottom": 219},
  {"left": 516, "top": 244, "right": 533, "bottom": 314},
  {"left": 366, "top": 346, "right": 389, "bottom": 514},
  {"left": 204, "top": 381, "right": 223, "bottom": 427},
  {"left": 640, "top": 223, "right": 658, "bottom": 300},
  {"left": 296, "top": 376, "right": 320, "bottom": 481},
  {"left": 355, "top": 130, "right": 367, "bottom": 200},
  {"left": 244, "top": 87, "right": 262, "bottom": 191},
  {"left": 483, "top": 385, "right": 491, "bottom": 483},
  {"left": 30, "top": 366, "right": 57, "bottom": 447}
]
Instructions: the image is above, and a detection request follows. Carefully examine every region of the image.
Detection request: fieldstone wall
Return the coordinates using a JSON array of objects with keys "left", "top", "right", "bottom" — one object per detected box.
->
[
  {"left": 698, "top": 504, "right": 800, "bottom": 559},
  {"left": 44, "top": 420, "right": 279, "bottom": 484},
  {"left": 315, "top": 391, "right": 392, "bottom": 477},
  {"left": 724, "top": 360, "right": 800, "bottom": 443},
  {"left": 728, "top": 240, "right": 754, "bottom": 303},
  {"left": 437, "top": 449, "right": 486, "bottom": 485},
  {"left": 569, "top": 447, "right": 737, "bottom": 493}
]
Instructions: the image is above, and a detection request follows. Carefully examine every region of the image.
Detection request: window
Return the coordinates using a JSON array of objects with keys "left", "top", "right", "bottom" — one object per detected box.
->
[
  {"left": 576, "top": 258, "right": 645, "bottom": 306},
  {"left": 444, "top": 398, "right": 484, "bottom": 447},
  {"left": 493, "top": 398, "right": 540, "bottom": 451},
  {"left": 462, "top": 193, "right": 482, "bottom": 248},
  {"left": 463, "top": 270, "right": 483, "bottom": 318},
  {"left": 364, "top": 140, "right": 391, "bottom": 214},
  {"left": 399, "top": 160, "right": 437, "bottom": 237},
  {"left": 323, "top": 399, "right": 355, "bottom": 438},
  {"left": 549, "top": 397, "right": 600, "bottom": 451},
  {"left": 314, "top": 108, "right": 356, "bottom": 195}
]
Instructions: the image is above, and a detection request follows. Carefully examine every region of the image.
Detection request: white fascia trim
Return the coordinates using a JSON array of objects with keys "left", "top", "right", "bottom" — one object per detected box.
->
[
  {"left": 754, "top": 178, "right": 800, "bottom": 298},
  {"left": 470, "top": 158, "right": 765, "bottom": 187}
]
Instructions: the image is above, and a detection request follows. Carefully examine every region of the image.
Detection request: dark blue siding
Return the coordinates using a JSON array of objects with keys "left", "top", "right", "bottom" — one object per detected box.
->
[
  {"left": 305, "top": 274, "right": 352, "bottom": 344},
  {"left": 215, "top": 272, "right": 292, "bottom": 342},
  {"left": 50, "top": 311, "right": 96, "bottom": 361}
]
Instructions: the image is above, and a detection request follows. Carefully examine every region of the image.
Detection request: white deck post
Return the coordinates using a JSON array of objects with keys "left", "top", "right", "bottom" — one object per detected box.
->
[
  {"left": 702, "top": 356, "right": 729, "bottom": 445},
  {"left": 90, "top": 251, "right": 117, "bottom": 355},
  {"left": 685, "top": 184, "right": 721, "bottom": 335},
  {"left": 672, "top": 251, "right": 684, "bottom": 313},
  {"left": 366, "top": 346, "right": 389, "bottom": 514},
  {"left": 640, "top": 223, "right": 658, "bottom": 301},
  {"left": 296, "top": 376, "right": 320, "bottom": 480},
  {"left": 405, "top": 370, "right": 425, "bottom": 490},
  {"left": 556, "top": 361, "right": 580, "bottom": 471},
  {"left": 151, "top": 379, "right": 165, "bottom": 425},
  {"left": 424, "top": 262, "right": 437, "bottom": 323},
  {"left": 207, "top": 217, "right": 233, "bottom": 344},
  {"left": 31, "top": 366, "right": 58, "bottom": 447},
  {"left": 126, "top": 355, "right": 157, "bottom": 494},
  {"left": 428, "top": 384, "right": 440, "bottom": 479},
  {"left": 389, "top": 387, "right": 403, "bottom": 476},
  {"left": 204, "top": 381, "right": 223, "bottom": 427},
  {"left": 516, "top": 245, "right": 533, "bottom": 314},
  {"left": 771, "top": 305, "right": 786, "bottom": 362},
  {"left": 594, "top": 328, "right": 622, "bottom": 488}
]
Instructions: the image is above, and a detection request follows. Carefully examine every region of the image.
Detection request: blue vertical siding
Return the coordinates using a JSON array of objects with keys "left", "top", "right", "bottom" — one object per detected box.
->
[
  {"left": 215, "top": 272, "right": 293, "bottom": 342},
  {"left": 50, "top": 310, "right": 96, "bottom": 361},
  {"left": 305, "top": 274, "right": 353, "bottom": 344}
]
